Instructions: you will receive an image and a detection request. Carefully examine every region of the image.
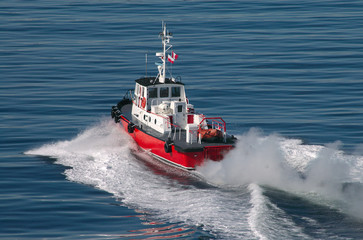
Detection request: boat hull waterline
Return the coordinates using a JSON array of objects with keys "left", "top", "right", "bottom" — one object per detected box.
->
[{"left": 119, "top": 111, "right": 234, "bottom": 170}]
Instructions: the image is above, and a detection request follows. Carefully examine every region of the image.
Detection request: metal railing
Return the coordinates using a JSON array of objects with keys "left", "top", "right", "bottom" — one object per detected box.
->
[
  {"left": 198, "top": 117, "right": 227, "bottom": 143},
  {"left": 124, "top": 89, "right": 134, "bottom": 101}
]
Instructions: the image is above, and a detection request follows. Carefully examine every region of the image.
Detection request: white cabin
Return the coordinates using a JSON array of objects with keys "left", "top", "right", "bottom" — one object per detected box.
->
[{"left": 131, "top": 77, "right": 204, "bottom": 141}]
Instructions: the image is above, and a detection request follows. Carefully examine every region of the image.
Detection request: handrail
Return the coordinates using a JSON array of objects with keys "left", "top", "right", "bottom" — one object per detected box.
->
[
  {"left": 132, "top": 99, "right": 224, "bottom": 144},
  {"left": 198, "top": 117, "right": 227, "bottom": 143},
  {"left": 124, "top": 89, "right": 134, "bottom": 101},
  {"left": 198, "top": 117, "right": 226, "bottom": 132}
]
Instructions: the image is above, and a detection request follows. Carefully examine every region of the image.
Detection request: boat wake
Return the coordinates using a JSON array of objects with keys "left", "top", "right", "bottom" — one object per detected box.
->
[
  {"left": 198, "top": 128, "right": 363, "bottom": 238},
  {"left": 26, "top": 120, "right": 363, "bottom": 239},
  {"left": 198, "top": 128, "right": 363, "bottom": 218}
]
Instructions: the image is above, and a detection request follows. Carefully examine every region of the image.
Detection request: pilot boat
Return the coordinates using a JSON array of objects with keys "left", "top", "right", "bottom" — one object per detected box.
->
[{"left": 111, "top": 23, "right": 237, "bottom": 170}]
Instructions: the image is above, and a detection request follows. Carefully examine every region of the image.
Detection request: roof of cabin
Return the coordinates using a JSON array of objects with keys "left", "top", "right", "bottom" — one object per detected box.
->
[{"left": 135, "top": 77, "right": 184, "bottom": 87}]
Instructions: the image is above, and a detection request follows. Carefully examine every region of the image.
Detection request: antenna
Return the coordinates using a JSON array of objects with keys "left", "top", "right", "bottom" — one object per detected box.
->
[
  {"left": 145, "top": 52, "right": 148, "bottom": 77},
  {"left": 155, "top": 22, "right": 174, "bottom": 83}
]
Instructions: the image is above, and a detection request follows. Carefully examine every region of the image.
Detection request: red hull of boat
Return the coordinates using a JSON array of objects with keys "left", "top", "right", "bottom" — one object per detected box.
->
[{"left": 119, "top": 116, "right": 233, "bottom": 170}]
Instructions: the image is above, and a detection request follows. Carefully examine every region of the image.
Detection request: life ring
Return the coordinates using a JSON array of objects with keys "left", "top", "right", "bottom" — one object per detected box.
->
[
  {"left": 127, "top": 123, "right": 135, "bottom": 133},
  {"left": 164, "top": 139, "right": 172, "bottom": 153},
  {"left": 141, "top": 97, "right": 146, "bottom": 109},
  {"left": 199, "top": 128, "right": 223, "bottom": 142}
]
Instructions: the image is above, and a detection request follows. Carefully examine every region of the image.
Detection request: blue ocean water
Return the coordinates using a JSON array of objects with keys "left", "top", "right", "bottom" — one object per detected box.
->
[{"left": 1, "top": 0, "right": 363, "bottom": 239}]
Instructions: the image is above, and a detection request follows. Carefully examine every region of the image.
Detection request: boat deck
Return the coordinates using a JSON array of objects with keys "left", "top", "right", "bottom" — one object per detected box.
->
[{"left": 120, "top": 103, "right": 235, "bottom": 152}]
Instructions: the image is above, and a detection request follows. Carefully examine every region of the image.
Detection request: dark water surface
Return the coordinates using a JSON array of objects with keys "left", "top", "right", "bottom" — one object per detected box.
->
[{"left": 1, "top": 0, "right": 363, "bottom": 239}]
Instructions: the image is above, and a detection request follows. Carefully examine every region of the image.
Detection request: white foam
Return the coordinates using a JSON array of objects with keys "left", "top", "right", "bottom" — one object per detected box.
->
[
  {"left": 248, "top": 183, "right": 268, "bottom": 240},
  {"left": 248, "top": 183, "right": 310, "bottom": 240},
  {"left": 198, "top": 128, "right": 363, "bottom": 219},
  {"left": 26, "top": 120, "right": 255, "bottom": 238},
  {"left": 198, "top": 128, "right": 302, "bottom": 187},
  {"left": 26, "top": 122, "right": 363, "bottom": 238}
]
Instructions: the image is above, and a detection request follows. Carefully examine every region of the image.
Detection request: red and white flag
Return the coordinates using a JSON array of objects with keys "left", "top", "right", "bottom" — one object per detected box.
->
[
  {"left": 172, "top": 51, "right": 178, "bottom": 60},
  {"left": 168, "top": 51, "right": 178, "bottom": 64}
]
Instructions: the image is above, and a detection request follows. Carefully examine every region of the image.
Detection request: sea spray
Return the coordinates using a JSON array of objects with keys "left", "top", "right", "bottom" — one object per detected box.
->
[
  {"left": 198, "top": 128, "right": 301, "bottom": 187},
  {"left": 25, "top": 119, "right": 133, "bottom": 191},
  {"left": 198, "top": 128, "right": 363, "bottom": 219},
  {"left": 302, "top": 141, "right": 363, "bottom": 218}
]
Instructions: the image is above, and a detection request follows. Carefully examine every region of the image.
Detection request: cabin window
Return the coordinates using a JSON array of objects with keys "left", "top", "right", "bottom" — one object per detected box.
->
[
  {"left": 140, "top": 86, "right": 144, "bottom": 97},
  {"left": 171, "top": 87, "right": 181, "bottom": 97},
  {"left": 178, "top": 105, "right": 183, "bottom": 113},
  {"left": 160, "top": 87, "right": 169, "bottom": 98},
  {"left": 135, "top": 84, "right": 139, "bottom": 95},
  {"left": 148, "top": 88, "right": 157, "bottom": 98}
]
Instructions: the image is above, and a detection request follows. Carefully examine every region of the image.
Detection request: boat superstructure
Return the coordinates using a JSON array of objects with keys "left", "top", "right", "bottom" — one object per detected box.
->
[{"left": 111, "top": 23, "right": 236, "bottom": 170}]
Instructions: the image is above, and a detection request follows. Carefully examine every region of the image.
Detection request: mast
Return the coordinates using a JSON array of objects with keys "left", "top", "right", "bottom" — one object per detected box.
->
[{"left": 157, "top": 22, "right": 173, "bottom": 83}]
